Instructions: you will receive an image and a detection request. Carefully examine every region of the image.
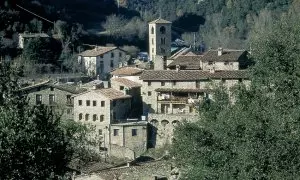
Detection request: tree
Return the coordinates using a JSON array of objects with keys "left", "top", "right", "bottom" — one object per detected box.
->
[
  {"left": 172, "top": 9, "right": 300, "bottom": 179},
  {"left": 0, "top": 64, "right": 96, "bottom": 179}
]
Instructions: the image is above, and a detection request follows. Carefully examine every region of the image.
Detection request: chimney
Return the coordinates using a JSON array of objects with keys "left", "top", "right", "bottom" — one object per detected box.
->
[
  {"left": 176, "top": 65, "right": 180, "bottom": 72},
  {"left": 218, "top": 47, "right": 223, "bottom": 56},
  {"left": 97, "top": 75, "right": 100, "bottom": 80}
]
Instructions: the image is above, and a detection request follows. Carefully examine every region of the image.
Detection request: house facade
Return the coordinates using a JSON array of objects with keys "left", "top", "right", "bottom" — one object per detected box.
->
[
  {"left": 140, "top": 70, "right": 250, "bottom": 147},
  {"left": 78, "top": 46, "right": 128, "bottom": 78}
]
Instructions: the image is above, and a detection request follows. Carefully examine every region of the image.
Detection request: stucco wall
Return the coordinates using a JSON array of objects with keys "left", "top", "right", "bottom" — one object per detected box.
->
[{"left": 202, "top": 61, "right": 239, "bottom": 71}]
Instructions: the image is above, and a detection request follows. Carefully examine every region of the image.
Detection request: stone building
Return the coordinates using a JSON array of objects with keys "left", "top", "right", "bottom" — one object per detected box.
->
[
  {"left": 78, "top": 46, "right": 128, "bottom": 78},
  {"left": 20, "top": 81, "right": 87, "bottom": 120},
  {"left": 148, "top": 18, "right": 172, "bottom": 70},
  {"left": 18, "top": 32, "right": 50, "bottom": 49},
  {"left": 140, "top": 70, "right": 250, "bottom": 147}
]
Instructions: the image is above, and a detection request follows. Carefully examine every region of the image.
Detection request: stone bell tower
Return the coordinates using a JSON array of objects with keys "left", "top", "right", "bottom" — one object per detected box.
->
[{"left": 148, "top": 18, "right": 172, "bottom": 70}]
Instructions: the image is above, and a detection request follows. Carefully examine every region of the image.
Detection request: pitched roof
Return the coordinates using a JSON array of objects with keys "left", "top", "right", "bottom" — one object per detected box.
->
[
  {"left": 149, "top": 18, "right": 172, "bottom": 24},
  {"left": 155, "top": 88, "right": 211, "bottom": 93},
  {"left": 19, "top": 33, "right": 49, "bottom": 38},
  {"left": 93, "top": 88, "right": 131, "bottom": 100},
  {"left": 140, "top": 70, "right": 250, "bottom": 81},
  {"left": 202, "top": 49, "right": 246, "bottom": 62},
  {"left": 111, "top": 78, "right": 142, "bottom": 88},
  {"left": 79, "top": 46, "right": 117, "bottom": 57},
  {"left": 168, "top": 55, "right": 203, "bottom": 69},
  {"left": 110, "top": 67, "right": 144, "bottom": 76}
]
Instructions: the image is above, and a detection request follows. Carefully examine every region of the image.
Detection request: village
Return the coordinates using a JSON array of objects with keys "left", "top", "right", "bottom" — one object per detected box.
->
[{"left": 14, "top": 17, "right": 253, "bottom": 179}]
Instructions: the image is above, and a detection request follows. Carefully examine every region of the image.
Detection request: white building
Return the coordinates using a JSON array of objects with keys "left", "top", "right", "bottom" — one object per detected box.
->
[{"left": 78, "top": 46, "right": 128, "bottom": 78}]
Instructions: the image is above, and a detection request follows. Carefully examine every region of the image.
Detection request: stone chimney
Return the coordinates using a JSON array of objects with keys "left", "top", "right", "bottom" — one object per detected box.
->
[{"left": 218, "top": 47, "right": 223, "bottom": 56}]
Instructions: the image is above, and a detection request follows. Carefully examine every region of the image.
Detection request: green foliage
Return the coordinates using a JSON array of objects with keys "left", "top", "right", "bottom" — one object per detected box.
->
[
  {"left": 0, "top": 64, "right": 97, "bottom": 179},
  {"left": 172, "top": 10, "right": 300, "bottom": 179}
]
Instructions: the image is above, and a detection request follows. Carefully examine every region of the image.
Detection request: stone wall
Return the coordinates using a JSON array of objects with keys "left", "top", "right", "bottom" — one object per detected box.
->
[{"left": 109, "top": 144, "right": 136, "bottom": 160}]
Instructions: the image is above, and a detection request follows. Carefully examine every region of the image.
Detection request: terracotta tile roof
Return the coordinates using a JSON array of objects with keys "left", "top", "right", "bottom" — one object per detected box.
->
[
  {"left": 155, "top": 88, "right": 212, "bottom": 93},
  {"left": 111, "top": 78, "right": 142, "bottom": 88},
  {"left": 79, "top": 46, "right": 117, "bottom": 57},
  {"left": 94, "top": 88, "right": 131, "bottom": 100},
  {"left": 140, "top": 70, "right": 250, "bottom": 81},
  {"left": 149, "top": 18, "right": 172, "bottom": 24},
  {"left": 202, "top": 49, "right": 246, "bottom": 62},
  {"left": 168, "top": 55, "right": 203, "bottom": 69},
  {"left": 110, "top": 67, "right": 144, "bottom": 76}
]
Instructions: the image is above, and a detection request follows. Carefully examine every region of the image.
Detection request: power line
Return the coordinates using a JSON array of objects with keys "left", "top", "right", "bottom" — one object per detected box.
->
[{"left": 16, "top": 4, "right": 54, "bottom": 25}]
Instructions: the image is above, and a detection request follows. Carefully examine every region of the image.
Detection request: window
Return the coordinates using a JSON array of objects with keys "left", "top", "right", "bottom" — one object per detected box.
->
[
  {"left": 79, "top": 113, "right": 83, "bottom": 120},
  {"left": 110, "top": 60, "right": 114, "bottom": 68},
  {"left": 100, "top": 55, "right": 103, "bottom": 58},
  {"left": 148, "top": 81, "right": 151, "bottom": 86},
  {"left": 152, "top": 38, "right": 154, "bottom": 45},
  {"left": 160, "top": 26, "right": 166, "bottom": 34},
  {"left": 111, "top": 52, "right": 114, "bottom": 58},
  {"left": 101, "top": 101, "right": 105, "bottom": 107},
  {"left": 113, "top": 101, "right": 116, "bottom": 107},
  {"left": 121, "top": 99, "right": 125, "bottom": 103},
  {"left": 50, "top": 87, "right": 54, "bottom": 91},
  {"left": 100, "top": 115, "right": 104, "bottom": 122},
  {"left": 93, "top": 100, "right": 97, "bottom": 106},
  {"left": 147, "top": 104, "right": 152, "bottom": 112},
  {"left": 222, "top": 79, "right": 226, "bottom": 83},
  {"left": 93, "top": 114, "right": 97, "bottom": 121},
  {"left": 113, "top": 129, "right": 119, "bottom": 136},
  {"left": 67, "top": 95, "right": 72, "bottom": 104},
  {"left": 161, "top": 38, "right": 165, "bottom": 45},
  {"left": 119, "top": 52, "right": 122, "bottom": 57},
  {"left": 239, "top": 78, "right": 243, "bottom": 83},
  {"left": 196, "top": 81, "right": 200, "bottom": 88},
  {"left": 120, "top": 86, "right": 124, "bottom": 90},
  {"left": 224, "top": 61, "right": 229, "bottom": 65},
  {"left": 163, "top": 58, "right": 167, "bottom": 69},
  {"left": 173, "top": 81, "right": 176, "bottom": 86},
  {"left": 78, "top": 100, "right": 82, "bottom": 106},
  {"left": 132, "top": 129, "right": 137, "bottom": 136},
  {"left": 151, "top": 27, "right": 154, "bottom": 34},
  {"left": 49, "top": 94, "right": 55, "bottom": 105},
  {"left": 161, "top": 82, "right": 165, "bottom": 86},
  {"left": 86, "top": 100, "right": 90, "bottom": 106},
  {"left": 208, "top": 61, "right": 213, "bottom": 65},
  {"left": 148, "top": 91, "right": 152, "bottom": 96},
  {"left": 67, "top": 109, "right": 72, "bottom": 115},
  {"left": 36, "top": 94, "right": 42, "bottom": 105},
  {"left": 99, "top": 61, "right": 104, "bottom": 73},
  {"left": 113, "top": 112, "right": 116, "bottom": 120},
  {"left": 99, "top": 129, "right": 103, "bottom": 135},
  {"left": 152, "top": 48, "right": 154, "bottom": 53},
  {"left": 85, "top": 114, "right": 89, "bottom": 121}
]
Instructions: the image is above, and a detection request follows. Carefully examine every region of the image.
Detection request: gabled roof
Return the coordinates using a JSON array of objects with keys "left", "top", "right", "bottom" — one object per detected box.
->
[
  {"left": 110, "top": 67, "right": 144, "bottom": 76},
  {"left": 202, "top": 49, "right": 246, "bottom": 62},
  {"left": 149, "top": 18, "right": 172, "bottom": 24},
  {"left": 111, "top": 78, "right": 142, "bottom": 88},
  {"left": 168, "top": 55, "right": 203, "bottom": 70},
  {"left": 19, "top": 33, "right": 49, "bottom": 38},
  {"left": 75, "top": 88, "right": 131, "bottom": 100},
  {"left": 140, "top": 70, "right": 250, "bottom": 81},
  {"left": 79, "top": 46, "right": 118, "bottom": 57}
]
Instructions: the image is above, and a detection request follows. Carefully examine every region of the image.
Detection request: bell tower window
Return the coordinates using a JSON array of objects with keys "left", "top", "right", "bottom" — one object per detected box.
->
[
  {"left": 151, "top": 27, "right": 154, "bottom": 34},
  {"left": 160, "top": 26, "right": 166, "bottom": 34}
]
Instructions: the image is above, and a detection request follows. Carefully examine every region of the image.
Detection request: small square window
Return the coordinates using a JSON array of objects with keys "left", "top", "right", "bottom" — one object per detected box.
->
[
  {"left": 93, "top": 100, "right": 97, "bottom": 106},
  {"left": 208, "top": 61, "right": 214, "bottom": 65},
  {"left": 99, "top": 129, "right": 103, "bottom": 135},
  {"left": 120, "top": 86, "right": 124, "bottom": 90},
  {"left": 148, "top": 81, "right": 151, "bottom": 86},
  {"left": 113, "top": 129, "right": 119, "bottom": 136},
  {"left": 85, "top": 114, "right": 89, "bottom": 121},
  {"left": 86, "top": 100, "right": 90, "bottom": 106},
  {"left": 173, "top": 81, "right": 176, "bottom": 86},
  {"left": 148, "top": 91, "right": 152, "bottom": 96},
  {"left": 36, "top": 94, "right": 42, "bottom": 105},
  {"left": 119, "top": 52, "right": 122, "bottom": 57},
  {"left": 100, "top": 55, "right": 103, "bottom": 58},
  {"left": 132, "top": 129, "right": 137, "bottom": 136},
  {"left": 50, "top": 87, "right": 54, "bottom": 91},
  {"left": 79, "top": 100, "right": 82, "bottom": 106},
  {"left": 239, "top": 79, "right": 243, "bottom": 83},
  {"left": 101, "top": 101, "right": 105, "bottom": 107},
  {"left": 110, "top": 60, "right": 114, "bottom": 68},
  {"left": 224, "top": 61, "right": 229, "bottom": 65},
  {"left": 161, "top": 82, "right": 165, "bottom": 86},
  {"left": 93, "top": 114, "right": 97, "bottom": 121},
  {"left": 100, "top": 115, "right": 104, "bottom": 122}
]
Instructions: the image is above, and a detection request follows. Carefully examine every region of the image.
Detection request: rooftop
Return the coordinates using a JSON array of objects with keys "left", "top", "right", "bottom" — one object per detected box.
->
[
  {"left": 79, "top": 46, "right": 118, "bottom": 57},
  {"left": 140, "top": 70, "right": 250, "bottom": 81},
  {"left": 149, "top": 18, "right": 172, "bottom": 24},
  {"left": 168, "top": 55, "right": 203, "bottom": 70},
  {"left": 93, "top": 88, "right": 131, "bottom": 100},
  {"left": 19, "top": 33, "right": 49, "bottom": 38},
  {"left": 111, "top": 78, "right": 142, "bottom": 88},
  {"left": 202, "top": 49, "right": 246, "bottom": 62},
  {"left": 110, "top": 66, "right": 144, "bottom": 76}
]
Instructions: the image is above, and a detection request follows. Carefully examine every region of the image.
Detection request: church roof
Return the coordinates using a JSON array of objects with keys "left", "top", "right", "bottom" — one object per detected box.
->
[{"left": 149, "top": 18, "right": 172, "bottom": 24}]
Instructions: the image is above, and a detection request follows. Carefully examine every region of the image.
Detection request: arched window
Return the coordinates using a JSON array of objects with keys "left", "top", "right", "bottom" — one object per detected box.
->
[
  {"left": 161, "top": 120, "right": 169, "bottom": 127},
  {"left": 161, "top": 38, "right": 165, "bottom": 45},
  {"left": 79, "top": 113, "right": 83, "bottom": 120},
  {"left": 160, "top": 26, "right": 166, "bottom": 34},
  {"left": 151, "top": 27, "right": 154, "bottom": 34},
  {"left": 100, "top": 115, "right": 104, "bottom": 122},
  {"left": 85, "top": 114, "right": 89, "bottom": 121},
  {"left": 93, "top": 114, "right": 97, "bottom": 121},
  {"left": 150, "top": 119, "right": 159, "bottom": 127},
  {"left": 172, "top": 120, "right": 179, "bottom": 126}
]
